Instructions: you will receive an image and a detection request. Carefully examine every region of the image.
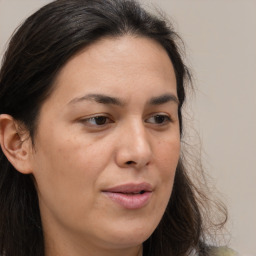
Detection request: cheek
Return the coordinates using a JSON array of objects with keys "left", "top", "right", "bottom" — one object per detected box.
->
[
  {"left": 157, "top": 136, "right": 180, "bottom": 171},
  {"left": 31, "top": 136, "right": 112, "bottom": 230},
  {"left": 32, "top": 132, "right": 113, "bottom": 203},
  {"left": 156, "top": 137, "right": 180, "bottom": 194},
  {"left": 141, "top": 137, "right": 180, "bottom": 235}
]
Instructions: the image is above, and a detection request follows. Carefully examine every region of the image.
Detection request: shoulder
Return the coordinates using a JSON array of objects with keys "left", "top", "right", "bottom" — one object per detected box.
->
[{"left": 209, "top": 247, "right": 238, "bottom": 256}]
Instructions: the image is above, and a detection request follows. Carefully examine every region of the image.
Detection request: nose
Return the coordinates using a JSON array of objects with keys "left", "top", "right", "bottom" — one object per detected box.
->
[{"left": 115, "top": 120, "right": 152, "bottom": 169}]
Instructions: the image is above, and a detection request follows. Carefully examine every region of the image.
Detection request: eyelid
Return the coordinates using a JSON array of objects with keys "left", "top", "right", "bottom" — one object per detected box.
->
[
  {"left": 79, "top": 114, "right": 114, "bottom": 127},
  {"left": 145, "top": 113, "right": 173, "bottom": 125},
  {"left": 78, "top": 112, "right": 174, "bottom": 130}
]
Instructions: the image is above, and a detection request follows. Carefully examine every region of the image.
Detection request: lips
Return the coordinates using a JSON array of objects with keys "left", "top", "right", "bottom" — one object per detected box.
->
[{"left": 102, "top": 183, "right": 153, "bottom": 209}]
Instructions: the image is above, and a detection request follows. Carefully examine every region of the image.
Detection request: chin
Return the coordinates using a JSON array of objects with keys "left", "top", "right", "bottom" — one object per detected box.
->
[
  {"left": 98, "top": 222, "right": 155, "bottom": 249},
  {"left": 101, "top": 235, "right": 149, "bottom": 250}
]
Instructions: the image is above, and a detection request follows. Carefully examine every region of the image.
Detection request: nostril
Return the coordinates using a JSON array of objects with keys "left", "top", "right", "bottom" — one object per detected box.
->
[{"left": 126, "top": 160, "right": 136, "bottom": 165}]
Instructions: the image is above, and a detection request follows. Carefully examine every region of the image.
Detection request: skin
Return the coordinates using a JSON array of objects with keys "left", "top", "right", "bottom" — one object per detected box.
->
[{"left": 0, "top": 36, "right": 180, "bottom": 256}]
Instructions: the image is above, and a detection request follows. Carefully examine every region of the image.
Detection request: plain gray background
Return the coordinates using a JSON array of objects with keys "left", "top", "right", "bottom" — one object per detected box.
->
[{"left": 0, "top": 0, "right": 255, "bottom": 254}]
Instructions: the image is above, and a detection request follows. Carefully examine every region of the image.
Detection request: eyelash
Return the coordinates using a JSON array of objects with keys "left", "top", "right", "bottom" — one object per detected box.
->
[
  {"left": 145, "top": 114, "right": 172, "bottom": 125},
  {"left": 80, "top": 113, "right": 172, "bottom": 128},
  {"left": 81, "top": 116, "right": 114, "bottom": 126}
]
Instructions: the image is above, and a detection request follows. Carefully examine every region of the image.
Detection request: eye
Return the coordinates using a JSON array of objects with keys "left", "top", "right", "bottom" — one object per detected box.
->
[
  {"left": 145, "top": 114, "right": 172, "bottom": 125},
  {"left": 81, "top": 115, "right": 113, "bottom": 126}
]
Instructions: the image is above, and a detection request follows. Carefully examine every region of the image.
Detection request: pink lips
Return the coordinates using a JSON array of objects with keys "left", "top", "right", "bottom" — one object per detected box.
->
[{"left": 102, "top": 182, "right": 153, "bottom": 209}]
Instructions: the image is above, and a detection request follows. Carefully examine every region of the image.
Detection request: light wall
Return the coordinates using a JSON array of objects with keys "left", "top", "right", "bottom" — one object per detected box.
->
[
  {"left": 1, "top": 0, "right": 255, "bottom": 254},
  {"left": 143, "top": 1, "right": 256, "bottom": 254}
]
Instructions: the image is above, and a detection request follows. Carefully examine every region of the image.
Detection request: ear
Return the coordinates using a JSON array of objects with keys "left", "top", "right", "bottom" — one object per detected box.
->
[{"left": 0, "top": 114, "right": 33, "bottom": 174}]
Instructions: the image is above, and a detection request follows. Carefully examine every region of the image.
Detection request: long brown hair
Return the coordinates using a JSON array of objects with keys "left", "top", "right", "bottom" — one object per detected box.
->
[{"left": 0, "top": 1, "right": 227, "bottom": 255}]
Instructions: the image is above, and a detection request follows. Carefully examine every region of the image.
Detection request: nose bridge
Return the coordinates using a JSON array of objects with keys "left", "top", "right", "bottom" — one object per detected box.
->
[{"left": 116, "top": 117, "right": 152, "bottom": 168}]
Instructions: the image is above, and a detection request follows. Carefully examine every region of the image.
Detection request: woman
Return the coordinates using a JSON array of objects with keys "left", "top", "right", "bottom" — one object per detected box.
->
[{"left": 0, "top": 0, "right": 231, "bottom": 255}]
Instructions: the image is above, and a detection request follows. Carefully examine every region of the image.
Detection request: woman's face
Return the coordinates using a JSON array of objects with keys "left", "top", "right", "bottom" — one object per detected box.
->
[{"left": 30, "top": 36, "right": 180, "bottom": 254}]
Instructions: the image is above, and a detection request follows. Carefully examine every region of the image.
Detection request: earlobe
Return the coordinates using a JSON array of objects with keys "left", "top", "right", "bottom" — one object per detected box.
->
[{"left": 0, "top": 114, "right": 33, "bottom": 174}]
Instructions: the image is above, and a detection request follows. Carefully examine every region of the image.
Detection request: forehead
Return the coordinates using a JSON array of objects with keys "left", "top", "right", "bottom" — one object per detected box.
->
[{"left": 49, "top": 36, "right": 177, "bottom": 105}]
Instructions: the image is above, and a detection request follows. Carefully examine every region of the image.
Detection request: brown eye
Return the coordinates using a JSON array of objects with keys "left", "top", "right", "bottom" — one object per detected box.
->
[
  {"left": 92, "top": 116, "right": 108, "bottom": 125},
  {"left": 146, "top": 114, "right": 171, "bottom": 125},
  {"left": 82, "top": 116, "right": 113, "bottom": 126}
]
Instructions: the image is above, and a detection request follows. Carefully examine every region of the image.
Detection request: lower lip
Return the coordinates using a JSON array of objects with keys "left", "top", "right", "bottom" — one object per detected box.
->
[{"left": 102, "top": 191, "right": 152, "bottom": 209}]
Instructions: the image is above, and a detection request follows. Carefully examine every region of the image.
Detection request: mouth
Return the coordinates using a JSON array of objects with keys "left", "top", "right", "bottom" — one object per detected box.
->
[
  {"left": 102, "top": 182, "right": 153, "bottom": 209},
  {"left": 119, "top": 190, "right": 147, "bottom": 194}
]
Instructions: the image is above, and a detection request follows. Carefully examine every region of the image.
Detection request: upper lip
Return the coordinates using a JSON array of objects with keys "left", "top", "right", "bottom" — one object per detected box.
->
[{"left": 102, "top": 182, "right": 153, "bottom": 193}]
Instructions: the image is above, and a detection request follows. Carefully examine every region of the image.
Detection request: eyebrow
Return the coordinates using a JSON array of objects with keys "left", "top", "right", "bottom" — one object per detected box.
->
[
  {"left": 68, "top": 93, "right": 179, "bottom": 106},
  {"left": 148, "top": 94, "right": 179, "bottom": 105},
  {"left": 68, "top": 93, "right": 125, "bottom": 106}
]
